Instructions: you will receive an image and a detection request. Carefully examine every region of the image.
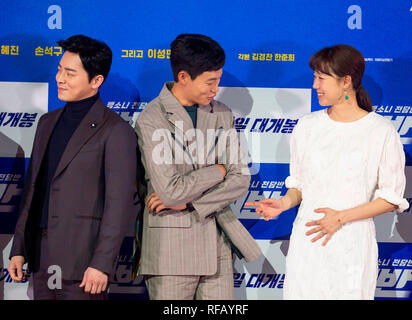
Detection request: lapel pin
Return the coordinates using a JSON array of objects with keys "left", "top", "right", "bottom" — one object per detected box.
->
[{"left": 91, "top": 123, "right": 97, "bottom": 128}]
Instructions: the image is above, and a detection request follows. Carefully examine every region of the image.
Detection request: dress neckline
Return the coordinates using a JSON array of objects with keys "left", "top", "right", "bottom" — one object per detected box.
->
[{"left": 323, "top": 108, "right": 373, "bottom": 125}]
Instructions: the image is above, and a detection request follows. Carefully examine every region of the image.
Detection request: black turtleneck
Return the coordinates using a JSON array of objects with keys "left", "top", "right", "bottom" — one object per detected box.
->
[{"left": 36, "top": 93, "right": 99, "bottom": 228}]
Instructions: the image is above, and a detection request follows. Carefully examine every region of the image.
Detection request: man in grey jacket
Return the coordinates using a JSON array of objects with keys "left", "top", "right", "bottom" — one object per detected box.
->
[{"left": 135, "top": 33, "right": 261, "bottom": 300}]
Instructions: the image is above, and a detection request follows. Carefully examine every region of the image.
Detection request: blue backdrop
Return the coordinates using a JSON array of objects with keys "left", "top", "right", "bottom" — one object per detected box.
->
[{"left": 0, "top": 1, "right": 411, "bottom": 300}]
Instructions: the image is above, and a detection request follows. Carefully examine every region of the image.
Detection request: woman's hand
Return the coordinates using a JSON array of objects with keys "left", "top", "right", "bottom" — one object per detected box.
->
[
  {"left": 305, "top": 207, "right": 343, "bottom": 246},
  {"left": 245, "top": 198, "right": 288, "bottom": 221}
]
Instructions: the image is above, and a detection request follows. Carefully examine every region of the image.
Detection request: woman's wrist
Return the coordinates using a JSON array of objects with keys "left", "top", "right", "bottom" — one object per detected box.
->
[
  {"left": 338, "top": 210, "right": 350, "bottom": 226},
  {"left": 280, "top": 196, "right": 291, "bottom": 212},
  {"left": 337, "top": 216, "right": 344, "bottom": 228}
]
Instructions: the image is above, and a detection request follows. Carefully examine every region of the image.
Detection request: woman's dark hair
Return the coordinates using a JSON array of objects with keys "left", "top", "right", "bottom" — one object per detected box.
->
[
  {"left": 57, "top": 34, "right": 112, "bottom": 83},
  {"left": 170, "top": 33, "right": 225, "bottom": 81},
  {"left": 309, "top": 44, "right": 372, "bottom": 112}
]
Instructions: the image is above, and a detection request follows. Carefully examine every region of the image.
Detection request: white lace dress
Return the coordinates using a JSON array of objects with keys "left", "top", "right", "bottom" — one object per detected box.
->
[{"left": 283, "top": 109, "right": 409, "bottom": 300}]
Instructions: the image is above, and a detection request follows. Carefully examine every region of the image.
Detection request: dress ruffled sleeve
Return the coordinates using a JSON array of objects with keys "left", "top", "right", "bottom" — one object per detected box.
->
[
  {"left": 373, "top": 127, "right": 409, "bottom": 213},
  {"left": 285, "top": 119, "right": 303, "bottom": 191}
]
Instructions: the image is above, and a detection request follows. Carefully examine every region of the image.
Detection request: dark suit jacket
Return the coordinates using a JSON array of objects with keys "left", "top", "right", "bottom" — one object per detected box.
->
[{"left": 10, "top": 98, "right": 139, "bottom": 281}]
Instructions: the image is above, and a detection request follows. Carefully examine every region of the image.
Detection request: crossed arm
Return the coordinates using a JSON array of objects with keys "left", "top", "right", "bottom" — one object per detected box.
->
[
  {"left": 136, "top": 114, "right": 250, "bottom": 220},
  {"left": 147, "top": 164, "right": 227, "bottom": 213}
]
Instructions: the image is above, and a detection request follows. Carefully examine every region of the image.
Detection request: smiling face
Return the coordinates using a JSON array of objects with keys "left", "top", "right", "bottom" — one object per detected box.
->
[
  {"left": 55, "top": 51, "right": 102, "bottom": 102},
  {"left": 179, "top": 68, "right": 223, "bottom": 106},
  {"left": 312, "top": 70, "right": 346, "bottom": 107}
]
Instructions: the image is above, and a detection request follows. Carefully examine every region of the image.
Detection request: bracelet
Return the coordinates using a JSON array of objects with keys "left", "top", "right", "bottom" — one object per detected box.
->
[{"left": 337, "top": 217, "right": 344, "bottom": 227}]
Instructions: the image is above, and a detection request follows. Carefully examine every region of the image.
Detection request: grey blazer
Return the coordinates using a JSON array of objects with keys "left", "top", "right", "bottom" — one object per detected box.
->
[{"left": 135, "top": 83, "right": 261, "bottom": 276}]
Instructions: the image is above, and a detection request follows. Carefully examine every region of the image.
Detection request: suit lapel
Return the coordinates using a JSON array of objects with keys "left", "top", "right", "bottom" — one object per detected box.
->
[
  {"left": 158, "top": 83, "right": 221, "bottom": 169},
  {"left": 197, "top": 104, "right": 218, "bottom": 167},
  {"left": 32, "top": 108, "right": 65, "bottom": 175},
  {"left": 158, "top": 83, "right": 196, "bottom": 167},
  {"left": 52, "top": 98, "right": 107, "bottom": 180},
  {"left": 159, "top": 83, "right": 194, "bottom": 134}
]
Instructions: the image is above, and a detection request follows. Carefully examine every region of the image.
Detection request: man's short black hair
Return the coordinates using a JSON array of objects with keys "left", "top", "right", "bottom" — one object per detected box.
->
[
  {"left": 170, "top": 34, "right": 225, "bottom": 81},
  {"left": 57, "top": 34, "right": 112, "bottom": 83}
]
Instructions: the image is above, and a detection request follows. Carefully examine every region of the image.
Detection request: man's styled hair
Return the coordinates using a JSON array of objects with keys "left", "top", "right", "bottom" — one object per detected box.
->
[
  {"left": 170, "top": 34, "right": 225, "bottom": 81},
  {"left": 57, "top": 34, "right": 112, "bottom": 83}
]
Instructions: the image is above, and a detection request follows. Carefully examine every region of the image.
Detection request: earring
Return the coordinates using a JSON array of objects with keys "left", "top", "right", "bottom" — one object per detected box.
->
[{"left": 344, "top": 89, "right": 349, "bottom": 100}]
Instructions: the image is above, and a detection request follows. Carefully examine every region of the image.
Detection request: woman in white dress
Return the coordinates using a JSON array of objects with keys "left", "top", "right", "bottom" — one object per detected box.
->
[{"left": 246, "top": 45, "right": 409, "bottom": 300}]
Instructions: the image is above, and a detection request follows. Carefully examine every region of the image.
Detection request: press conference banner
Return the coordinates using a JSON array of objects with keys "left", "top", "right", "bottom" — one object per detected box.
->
[{"left": 0, "top": 1, "right": 411, "bottom": 300}]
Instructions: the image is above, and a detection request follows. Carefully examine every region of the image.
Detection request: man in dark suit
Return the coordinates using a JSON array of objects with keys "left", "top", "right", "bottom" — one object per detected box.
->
[{"left": 7, "top": 35, "right": 139, "bottom": 299}]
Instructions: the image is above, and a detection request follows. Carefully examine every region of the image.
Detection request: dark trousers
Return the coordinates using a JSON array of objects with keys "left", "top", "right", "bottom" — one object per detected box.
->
[{"left": 31, "top": 230, "right": 107, "bottom": 300}]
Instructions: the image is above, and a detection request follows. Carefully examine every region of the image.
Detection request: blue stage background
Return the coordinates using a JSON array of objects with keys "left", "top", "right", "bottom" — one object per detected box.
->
[{"left": 0, "top": 1, "right": 411, "bottom": 300}]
